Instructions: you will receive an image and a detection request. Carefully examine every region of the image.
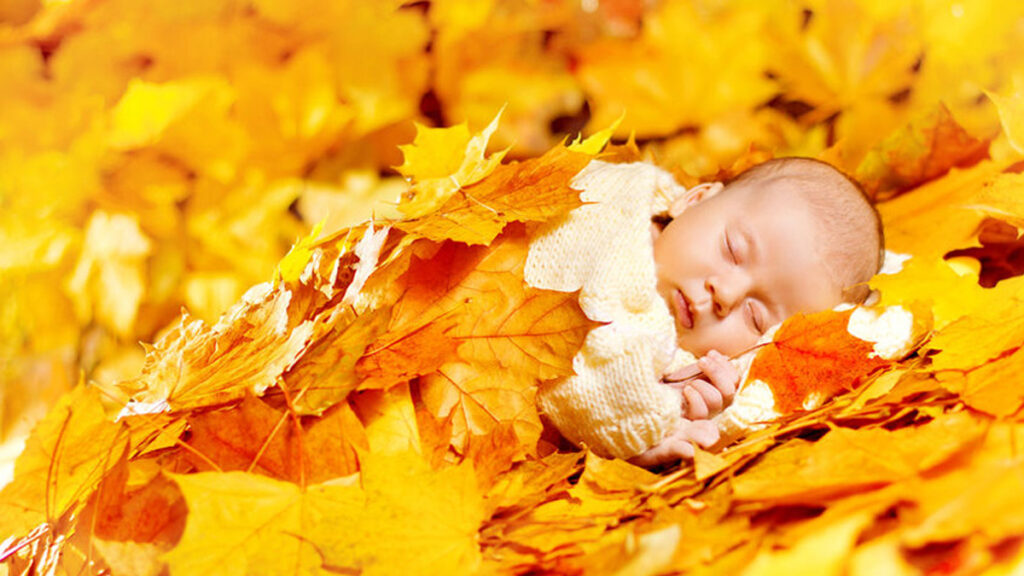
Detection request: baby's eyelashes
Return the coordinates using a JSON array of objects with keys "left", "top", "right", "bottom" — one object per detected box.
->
[
  {"left": 723, "top": 231, "right": 739, "bottom": 264},
  {"left": 746, "top": 300, "right": 768, "bottom": 333}
]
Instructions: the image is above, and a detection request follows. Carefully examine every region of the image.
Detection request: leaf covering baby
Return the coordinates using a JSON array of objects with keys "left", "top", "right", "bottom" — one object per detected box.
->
[{"left": 525, "top": 157, "right": 883, "bottom": 467}]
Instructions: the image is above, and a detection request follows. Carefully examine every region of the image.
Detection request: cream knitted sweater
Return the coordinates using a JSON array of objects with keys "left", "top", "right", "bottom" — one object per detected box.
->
[{"left": 525, "top": 160, "right": 700, "bottom": 459}]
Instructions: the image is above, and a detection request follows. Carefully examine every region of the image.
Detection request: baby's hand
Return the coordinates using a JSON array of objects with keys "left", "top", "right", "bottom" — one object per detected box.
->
[
  {"left": 663, "top": 350, "right": 739, "bottom": 420},
  {"left": 628, "top": 420, "right": 720, "bottom": 468}
]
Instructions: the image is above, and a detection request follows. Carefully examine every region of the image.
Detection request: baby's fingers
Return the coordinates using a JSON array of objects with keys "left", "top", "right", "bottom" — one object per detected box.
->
[
  {"left": 698, "top": 351, "right": 738, "bottom": 400},
  {"left": 682, "top": 385, "right": 710, "bottom": 420},
  {"left": 664, "top": 436, "right": 696, "bottom": 460},
  {"left": 687, "top": 379, "right": 724, "bottom": 416},
  {"left": 683, "top": 420, "right": 720, "bottom": 448},
  {"left": 663, "top": 362, "right": 701, "bottom": 384}
]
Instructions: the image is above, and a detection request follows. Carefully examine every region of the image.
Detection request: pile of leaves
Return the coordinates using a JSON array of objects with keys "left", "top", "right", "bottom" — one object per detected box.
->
[
  {"left": 5, "top": 103, "right": 1024, "bottom": 574},
  {"left": 3, "top": 0, "right": 1024, "bottom": 574}
]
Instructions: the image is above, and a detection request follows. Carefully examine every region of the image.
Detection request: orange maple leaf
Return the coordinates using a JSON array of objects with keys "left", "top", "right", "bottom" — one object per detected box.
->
[
  {"left": 366, "top": 228, "right": 599, "bottom": 453},
  {"left": 185, "top": 395, "right": 366, "bottom": 484},
  {"left": 90, "top": 459, "right": 186, "bottom": 548},
  {"left": 354, "top": 320, "right": 461, "bottom": 390},
  {"left": 748, "top": 309, "right": 891, "bottom": 413}
]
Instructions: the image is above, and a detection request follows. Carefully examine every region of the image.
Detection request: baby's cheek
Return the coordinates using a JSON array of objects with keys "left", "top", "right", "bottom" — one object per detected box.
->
[{"left": 706, "top": 315, "right": 759, "bottom": 357}]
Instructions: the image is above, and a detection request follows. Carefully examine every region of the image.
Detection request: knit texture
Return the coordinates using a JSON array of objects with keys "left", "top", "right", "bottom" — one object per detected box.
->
[{"left": 525, "top": 160, "right": 699, "bottom": 459}]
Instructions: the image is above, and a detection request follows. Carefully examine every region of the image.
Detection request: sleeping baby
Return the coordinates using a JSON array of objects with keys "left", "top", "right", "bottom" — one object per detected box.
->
[{"left": 525, "top": 157, "right": 883, "bottom": 467}]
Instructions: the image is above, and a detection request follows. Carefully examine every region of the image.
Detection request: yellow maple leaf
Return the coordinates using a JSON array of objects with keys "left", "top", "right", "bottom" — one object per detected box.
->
[
  {"left": 925, "top": 286, "right": 1024, "bottom": 371},
  {"left": 731, "top": 412, "right": 984, "bottom": 505},
  {"left": 938, "top": 346, "right": 1024, "bottom": 417},
  {"left": 395, "top": 109, "right": 509, "bottom": 219},
  {"left": 987, "top": 73, "right": 1024, "bottom": 156},
  {"left": 766, "top": 0, "right": 921, "bottom": 126},
  {"left": 898, "top": 423, "right": 1024, "bottom": 549},
  {"left": 162, "top": 471, "right": 363, "bottom": 576},
  {"left": 876, "top": 160, "right": 1004, "bottom": 258},
  {"left": 164, "top": 451, "right": 484, "bottom": 576},
  {"left": 971, "top": 172, "right": 1024, "bottom": 230},
  {"left": 277, "top": 220, "right": 325, "bottom": 284},
  {"left": 0, "top": 386, "right": 127, "bottom": 540},
  {"left": 567, "top": 113, "right": 624, "bottom": 156}
]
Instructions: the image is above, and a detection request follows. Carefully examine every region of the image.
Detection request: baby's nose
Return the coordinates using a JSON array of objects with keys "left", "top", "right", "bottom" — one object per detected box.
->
[{"left": 706, "top": 274, "right": 748, "bottom": 317}]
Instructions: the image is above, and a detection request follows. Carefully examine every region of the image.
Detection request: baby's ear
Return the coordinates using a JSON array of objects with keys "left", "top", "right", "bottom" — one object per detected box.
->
[{"left": 667, "top": 181, "right": 724, "bottom": 218}]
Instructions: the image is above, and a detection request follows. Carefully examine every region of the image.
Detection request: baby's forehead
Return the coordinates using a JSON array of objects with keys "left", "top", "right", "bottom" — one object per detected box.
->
[{"left": 723, "top": 175, "right": 819, "bottom": 217}]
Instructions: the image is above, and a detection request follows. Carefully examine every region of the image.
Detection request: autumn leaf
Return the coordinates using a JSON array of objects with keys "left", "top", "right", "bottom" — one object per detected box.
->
[
  {"left": 393, "top": 146, "right": 592, "bottom": 245},
  {"left": 164, "top": 451, "right": 484, "bottom": 576},
  {"left": 107, "top": 78, "right": 225, "bottom": 150},
  {"left": 86, "top": 463, "right": 187, "bottom": 576},
  {"left": 351, "top": 383, "right": 425, "bottom": 457},
  {"left": 742, "top": 509, "right": 876, "bottom": 576},
  {"left": 731, "top": 411, "right": 985, "bottom": 505},
  {"left": 276, "top": 220, "right": 325, "bottom": 284},
  {"left": 937, "top": 346, "right": 1024, "bottom": 417},
  {"left": 0, "top": 386, "right": 128, "bottom": 540},
  {"left": 121, "top": 283, "right": 314, "bottom": 410},
  {"left": 396, "top": 111, "right": 509, "bottom": 219},
  {"left": 855, "top": 104, "right": 990, "bottom": 201},
  {"left": 747, "top": 309, "right": 891, "bottom": 413},
  {"left": 185, "top": 394, "right": 365, "bottom": 484},
  {"left": 924, "top": 285, "right": 1024, "bottom": 372},
  {"left": 65, "top": 210, "right": 152, "bottom": 336},
  {"left": 278, "top": 305, "right": 389, "bottom": 415},
  {"left": 354, "top": 319, "right": 461, "bottom": 390},
  {"left": 420, "top": 365, "right": 541, "bottom": 458},
  {"left": 376, "top": 229, "right": 597, "bottom": 452},
  {"left": 162, "top": 471, "right": 363, "bottom": 576},
  {"left": 876, "top": 159, "right": 1005, "bottom": 259},
  {"left": 901, "top": 423, "right": 1024, "bottom": 548},
  {"left": 970, "top": 172, "right": 1024, "bottom": 232},
  {"left": 575, "top": 1, "right": 775, "bottom": 138},
  {"left": 986, "top": 72, "right": 1024, "bottom": 155}
]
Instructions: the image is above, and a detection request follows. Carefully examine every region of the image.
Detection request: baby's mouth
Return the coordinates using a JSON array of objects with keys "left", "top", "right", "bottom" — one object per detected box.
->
[{"left": 672, "top": 289, "right": 694, "bottom": 330}]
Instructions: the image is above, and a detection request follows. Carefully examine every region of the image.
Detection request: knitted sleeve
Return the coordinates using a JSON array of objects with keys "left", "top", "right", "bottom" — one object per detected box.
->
[{"left": 525, "top": 160, "right": 698, "bottom": 459}]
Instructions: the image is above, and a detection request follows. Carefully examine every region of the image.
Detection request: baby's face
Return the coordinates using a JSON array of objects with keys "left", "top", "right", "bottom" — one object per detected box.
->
[{"left": 653, "top": 178, "right": 844, "bottom": 357}]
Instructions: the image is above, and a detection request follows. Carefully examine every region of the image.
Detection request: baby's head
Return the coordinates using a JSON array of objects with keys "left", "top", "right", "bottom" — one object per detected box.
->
[{"left": 653, "top": 157, "right": 883, "bottom": 357}]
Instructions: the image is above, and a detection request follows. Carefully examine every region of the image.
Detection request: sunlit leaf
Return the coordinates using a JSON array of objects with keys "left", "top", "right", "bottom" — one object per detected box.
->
[{"left": 747, "top": 310, "right": 890, "bottom": 413}]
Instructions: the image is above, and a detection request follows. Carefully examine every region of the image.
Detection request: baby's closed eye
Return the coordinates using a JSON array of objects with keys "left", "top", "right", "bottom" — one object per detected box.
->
[{"left": 745, "top": 299, "right": 769, "bottom": 333}]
